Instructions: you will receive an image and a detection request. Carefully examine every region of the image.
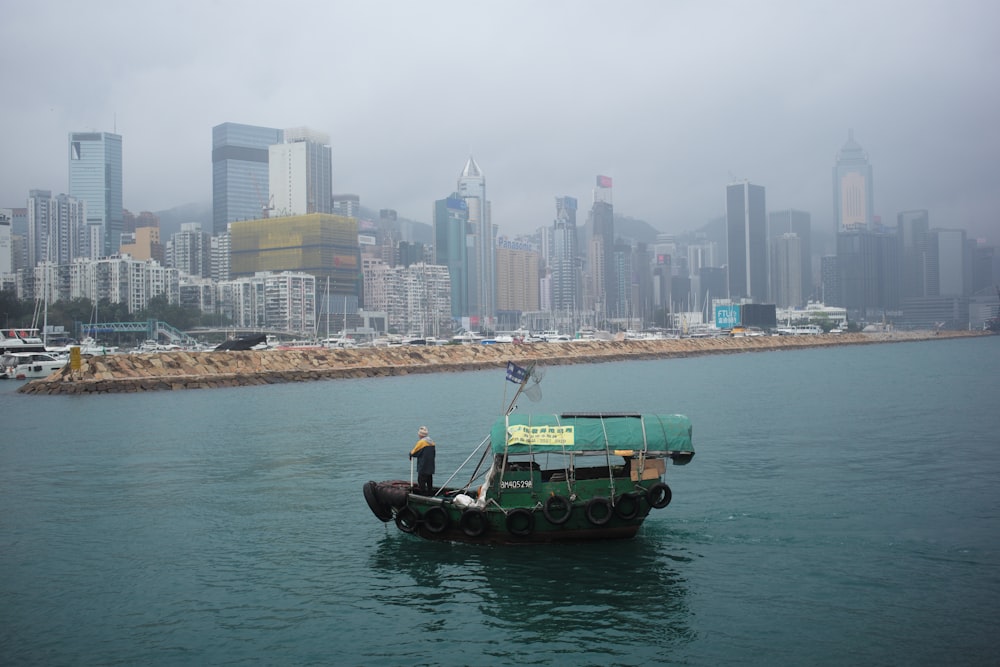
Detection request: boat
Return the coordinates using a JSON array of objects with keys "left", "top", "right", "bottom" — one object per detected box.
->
[
  {"left": 0, "top": 328, "right": 48, "bottom": 355},
  {"left": 363, "top": 364, "right": 695, "bottom": 544},
  {"left": 0, "top": 351, "right": 67, "bottom": 380},
  {"left": 47, "top": 337, "right": 119, "bottom": 356}
]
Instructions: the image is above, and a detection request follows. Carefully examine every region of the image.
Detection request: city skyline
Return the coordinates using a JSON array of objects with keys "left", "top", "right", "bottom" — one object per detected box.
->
[{"left": 1, "top": 2, "right": 997, "bottom": 245}]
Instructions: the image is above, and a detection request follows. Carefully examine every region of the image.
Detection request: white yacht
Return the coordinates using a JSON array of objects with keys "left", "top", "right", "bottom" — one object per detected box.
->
[{"left": 1, "top": 352, "right": 66, "bottom": 380}]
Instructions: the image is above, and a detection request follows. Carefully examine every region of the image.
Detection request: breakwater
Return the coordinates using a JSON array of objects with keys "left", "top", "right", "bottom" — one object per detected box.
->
[{"left": 17, "top": 330, "right": 988, "bottom": 395}]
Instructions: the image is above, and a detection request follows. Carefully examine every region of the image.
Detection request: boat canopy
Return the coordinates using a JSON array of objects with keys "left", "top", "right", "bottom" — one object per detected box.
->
[{"left": 491, "top": 413, "right": 693, "bottom": 456}]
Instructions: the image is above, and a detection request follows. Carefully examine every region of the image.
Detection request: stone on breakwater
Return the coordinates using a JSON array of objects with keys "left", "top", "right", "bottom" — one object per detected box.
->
[{"left": 15, "top": 330, "right": 989, "bottom": 395}]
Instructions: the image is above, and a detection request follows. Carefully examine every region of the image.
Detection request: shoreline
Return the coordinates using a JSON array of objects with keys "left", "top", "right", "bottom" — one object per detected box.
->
[{"left": 16, "top": 330, "right": 991, "bottom": 395}]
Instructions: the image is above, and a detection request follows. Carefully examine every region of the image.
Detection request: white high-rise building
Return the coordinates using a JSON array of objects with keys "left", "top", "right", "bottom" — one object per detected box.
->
[
  {"left": 269, "top": 128, "right": 332, "bottom": 217},
  {"left": 457, "top": 156, "right": 494, "bottom": 326}
]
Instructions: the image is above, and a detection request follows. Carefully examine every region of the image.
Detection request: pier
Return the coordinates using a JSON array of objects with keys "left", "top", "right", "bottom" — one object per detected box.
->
[{"left": 16, "top": 330, "right": 990, "bottom": 395}]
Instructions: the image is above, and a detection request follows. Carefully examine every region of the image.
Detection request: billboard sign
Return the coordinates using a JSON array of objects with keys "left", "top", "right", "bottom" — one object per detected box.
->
[{"left": 714, "top": 305, "right": 740, "bottom": 329}]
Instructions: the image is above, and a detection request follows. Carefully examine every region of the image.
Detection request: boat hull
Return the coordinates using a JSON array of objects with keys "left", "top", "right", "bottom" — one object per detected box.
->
[{"left": 366, "top": 479, "right": 670, "bottom": 545}]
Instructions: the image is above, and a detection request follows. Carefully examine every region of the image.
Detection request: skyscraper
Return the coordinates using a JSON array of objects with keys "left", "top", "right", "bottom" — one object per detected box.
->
[
  {"left": 898, "top": 209, "right": 931, "bottom": 298},
  {"left": 726, "top": 181, "right": 768, "bottom": 303},
  {"left": 269, "top": 127, "right": 333, "bottom": 217},
  {"left": 833, "top": 130, "right": 875, "bottom": 233},
  {"left": 551, "top": 196, "right": 580, "bottom": 314},
  {"left": 771, "top": 233, "right": 803, "bottom": 308},
  {"left": 433, "top": 194, "right": 470, "bottom": 319},
  {"left": 457, "top": 156, "right": 494, "bottom": 326},
  {"left": 0, "top": 209, "right": 12, "bottom": 275},
  {"left": 590, "top": 176, "right": 615, "bottom": 318},
  {"left": 69, "top": 131, "right": 122, "bottom": 257},
  {"left": 212, "top": 122, "right": 283, "bottom": 235},
  {"left": 769, "top": 209, "right": 812, "bottom": 303}
]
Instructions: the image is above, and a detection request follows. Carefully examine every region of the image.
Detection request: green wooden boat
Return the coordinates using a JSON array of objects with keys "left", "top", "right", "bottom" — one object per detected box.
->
[{"left": 364, "top": 366, "right": 695, "bottom": 544}]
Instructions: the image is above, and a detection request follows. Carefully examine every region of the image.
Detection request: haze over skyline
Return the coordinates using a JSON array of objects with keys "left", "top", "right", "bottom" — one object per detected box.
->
[{"left": 2, "top": 1, "right": 997, "bottom": 244}]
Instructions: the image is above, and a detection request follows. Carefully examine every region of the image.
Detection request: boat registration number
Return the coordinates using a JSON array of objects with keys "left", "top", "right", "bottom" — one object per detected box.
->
[{"left": 500, "top": 480, "right": 533, "bottom": 490}]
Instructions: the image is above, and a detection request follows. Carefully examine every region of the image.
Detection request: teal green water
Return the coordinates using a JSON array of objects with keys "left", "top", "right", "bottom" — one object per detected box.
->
[{"left": 1, "top": 337, "right": 998, "bottom": 665}]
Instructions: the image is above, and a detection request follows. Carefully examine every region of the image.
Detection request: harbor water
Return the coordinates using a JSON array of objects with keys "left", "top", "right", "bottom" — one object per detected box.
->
[{"left": 1, "top": 336, "right": 998, "bottom": 666}]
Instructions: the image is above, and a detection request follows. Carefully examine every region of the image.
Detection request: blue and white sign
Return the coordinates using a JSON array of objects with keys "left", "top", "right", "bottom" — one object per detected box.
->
[{"left": 714, "top": 305, "right": 740, "bottom": 328}]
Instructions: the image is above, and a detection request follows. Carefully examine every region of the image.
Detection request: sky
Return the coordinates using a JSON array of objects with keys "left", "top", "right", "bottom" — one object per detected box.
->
[{"left": 2, "top": 0, "right": 998, "bottom": 245}]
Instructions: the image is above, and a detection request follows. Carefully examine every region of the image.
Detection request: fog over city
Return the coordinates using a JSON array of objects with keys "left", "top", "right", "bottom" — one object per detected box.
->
[{"left": 2, "top": 0, "right": 997, "bottom": 243}]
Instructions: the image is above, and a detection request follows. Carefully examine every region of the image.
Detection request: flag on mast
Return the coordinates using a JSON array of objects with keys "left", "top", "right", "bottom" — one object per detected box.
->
[
  {"left": 505, "top": 361, "right": 528, "bottom": 384},
  {"left": 596, "top": 175, "right": 613, "bottom": 188}
]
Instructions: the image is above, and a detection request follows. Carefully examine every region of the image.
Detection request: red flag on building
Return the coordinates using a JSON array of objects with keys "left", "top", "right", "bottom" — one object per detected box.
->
[{"left": 596, "top": 175, "right": 613, "bottom": 188}]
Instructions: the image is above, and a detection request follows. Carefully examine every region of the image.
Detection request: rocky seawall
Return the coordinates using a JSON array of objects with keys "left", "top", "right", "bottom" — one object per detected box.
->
[{"left": 16, "top": 330, "right": 989, "bottom": 395}]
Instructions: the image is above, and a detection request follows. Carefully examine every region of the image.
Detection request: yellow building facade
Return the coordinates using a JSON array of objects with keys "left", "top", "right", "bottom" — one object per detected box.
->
[{"left": 229, "top": 213, "right": 359, "bottom": 298}]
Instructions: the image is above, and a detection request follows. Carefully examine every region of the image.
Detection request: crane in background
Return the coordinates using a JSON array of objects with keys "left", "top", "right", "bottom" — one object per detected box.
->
[{"left": 250, "top": 170, "right": 274, "bottom": 219}]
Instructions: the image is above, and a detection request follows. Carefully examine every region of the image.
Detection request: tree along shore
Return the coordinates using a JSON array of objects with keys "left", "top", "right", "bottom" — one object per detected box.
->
[{"left": 16, "top": 330, "right": 990, "bottom": 395}]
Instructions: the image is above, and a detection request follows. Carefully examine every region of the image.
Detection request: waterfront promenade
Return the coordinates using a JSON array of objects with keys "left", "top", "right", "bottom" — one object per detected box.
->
[{"left": 17, "top": 330, "right": 989, "bottom": 395}]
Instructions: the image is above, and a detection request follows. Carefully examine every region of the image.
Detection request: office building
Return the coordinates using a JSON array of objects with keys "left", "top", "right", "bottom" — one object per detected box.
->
[
  {"left": 590, "top": 176, "right": 615, "bottom": 317},
  {"left": 333, "top": 194, "right": 361, "bottom": 218},
  {"left": 457, "top": 156, "right": 494, "bottom": 326},
  {"left": 833, "top": 130, "right": 875, "bottom": 232},
  {"left": 212, "top": 123, "right": 283, "bottom": 235},
  {"left": 836, "top": 227, "right": 900, "bottom": 320},
  {"left": 269, "top": 127, "right": 333, "bottom": 217},
  {"left": 726, "top": 181, "right": 768, "bottom": 303},
  {"left": 0, "top": 209, "right": 11, "bottom": 275},
  {"left": 229, "top": 213, "right": 360, "bottom": 312},
  {"left": 551, "top": 196, "right": 580, "bottom": 314},
  {"left": 69, "top": 131, "right": 122, "bottom": 257},
  {"left": 433, "top": 194, "right": 470, "bottom": 319},
  {"left": 897, "top": 210, "right": 931, "bottom": 298},
  {"left": 771, "top": 233, "right": 803, "bottom": 309},
  {"left": 769, "top": 209, "right": 812, "bottom": 302}
]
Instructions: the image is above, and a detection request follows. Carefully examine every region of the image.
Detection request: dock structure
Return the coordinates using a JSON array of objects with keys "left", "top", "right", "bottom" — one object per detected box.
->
[{"left": 17, "top": 330, "right": 990, "bottom": 395}]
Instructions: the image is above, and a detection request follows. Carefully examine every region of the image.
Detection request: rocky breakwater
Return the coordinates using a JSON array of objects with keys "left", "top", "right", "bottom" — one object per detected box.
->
[{"left": 17, "top": 330, "right": 988, "bottom": 395}]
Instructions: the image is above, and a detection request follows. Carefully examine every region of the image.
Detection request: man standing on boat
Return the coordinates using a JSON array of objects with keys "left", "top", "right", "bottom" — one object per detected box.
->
[{"left": 410, "top": 426, "right": 436, "bottom": 495}]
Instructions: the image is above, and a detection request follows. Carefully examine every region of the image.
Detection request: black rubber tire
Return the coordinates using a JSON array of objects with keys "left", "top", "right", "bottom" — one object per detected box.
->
[
  {"left": 647, "top": 482, "right": 672, "bottom": 509},
  {"left": 543, "top": 495, "right": 572, "bottom": 525},
  {"left": 379, "top": 483, "right": 411, "bottom": 509},
  {"left": 394, "top": 506, "right": 420, "bottom": 533},
  {"left": 614, "top": 493, "right": 641, "bottom": 520},
  {"left": 585, "top": 497, "right": 613, "bottom": 526},
  {"left": 459, "top": 508, "right": 488, "bottom": 538},
  {"left": 505, "top": 508, "right": 535, "bottom": 537},
  {"left": 363, "top": 481, "right": 392, "bottom": 522},
  {"left": 423, "top": 505, "right": 449, "bottom": 534}
]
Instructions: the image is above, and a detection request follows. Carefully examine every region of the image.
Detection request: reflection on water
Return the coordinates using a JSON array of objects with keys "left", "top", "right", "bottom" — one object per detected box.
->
[{"left": 368, "top": 526, "right": 695, "bottom": 663}]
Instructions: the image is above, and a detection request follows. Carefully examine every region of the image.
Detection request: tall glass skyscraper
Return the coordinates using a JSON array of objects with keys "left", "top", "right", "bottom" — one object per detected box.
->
[
  {"left": 433, "top": 194, "right": 470, "bottom": 319},
  {"left": 69, "top": 131, "right": 122, "bottom": 257},
  {"left": 551, "top": 196, "right": 579, "bottom": 314},
  {"left": 457, "top": 156, "right": 494, "bottom": 326},
  {"left": 726, "top": 181, "right": 768, "bottom": 303},
  {"left": 833, "top": 130, "right": 875, "bottom": 233},
  {"left": 590, "top": 177, "right": 615, "bottom": 318},
  {"left": 212, "top": 123, "right": 284, "bottom": 235}
]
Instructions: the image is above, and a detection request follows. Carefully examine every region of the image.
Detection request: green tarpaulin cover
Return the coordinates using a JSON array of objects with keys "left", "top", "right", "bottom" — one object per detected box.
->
[{"left": 491, "top": 413, "right": 693, "bottom": 455}]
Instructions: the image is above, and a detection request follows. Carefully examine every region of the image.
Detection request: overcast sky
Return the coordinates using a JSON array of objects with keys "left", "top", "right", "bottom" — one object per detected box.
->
[{"left": 2, "top": 0, "right": 998, "bottom": 244}]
